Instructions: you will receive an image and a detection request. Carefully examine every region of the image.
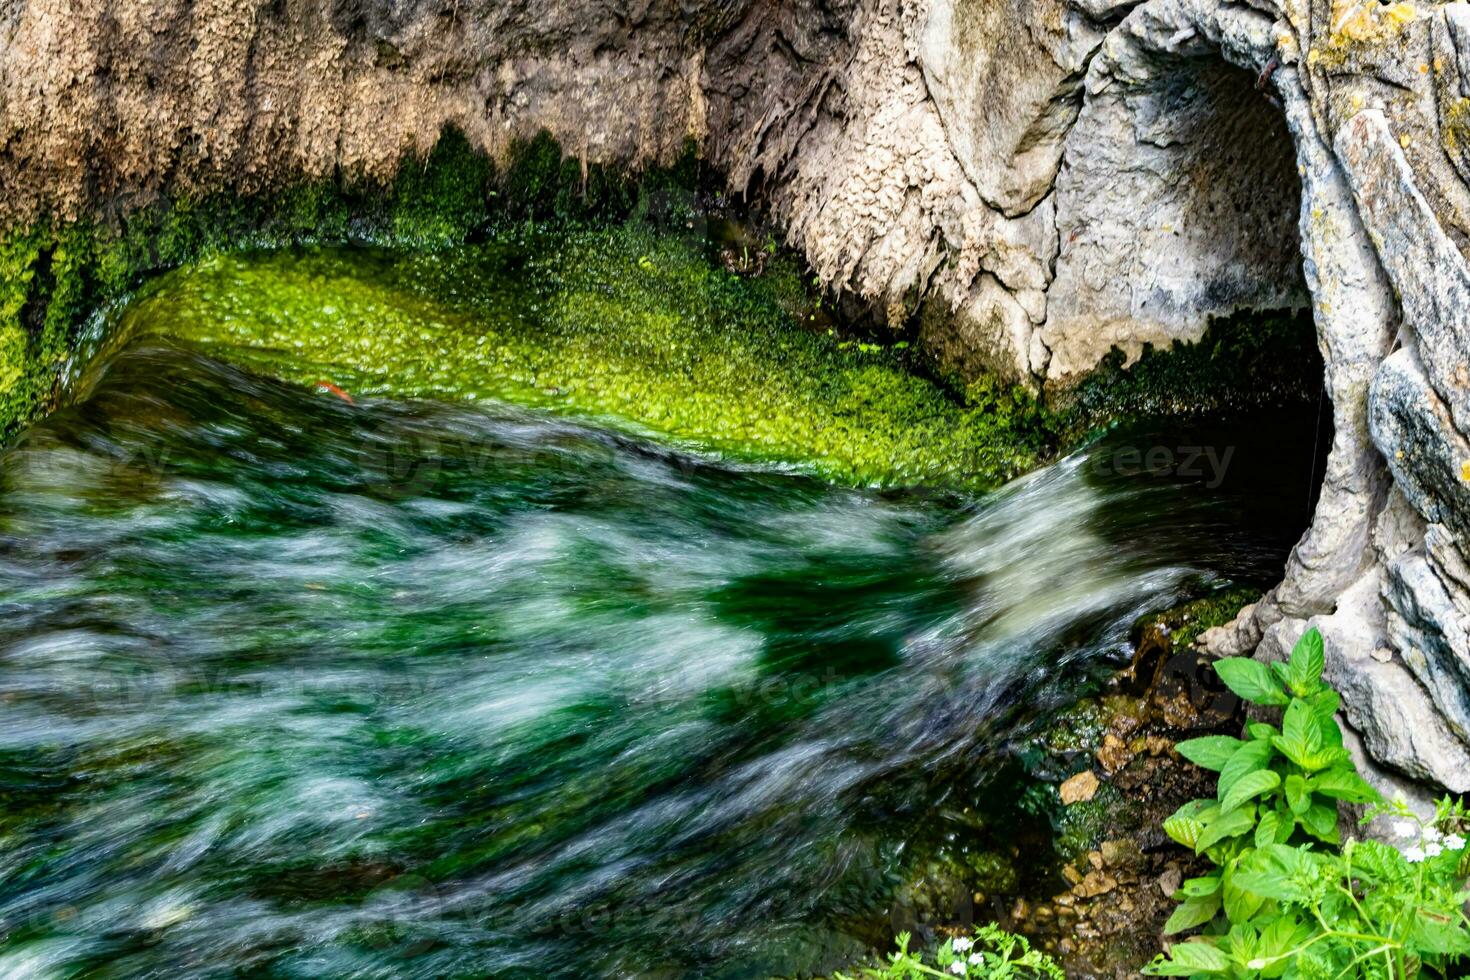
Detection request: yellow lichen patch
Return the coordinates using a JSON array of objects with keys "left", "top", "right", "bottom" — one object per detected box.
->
[
  {"left": 1442, "top": 97, "right": 1470, "bottom": 156},
  {"left": 1314, "top": 0, "right": 1418, "bottom": 70},
  {"left": 1461, "top": 460, "right": 1470, "bottom": 483}
]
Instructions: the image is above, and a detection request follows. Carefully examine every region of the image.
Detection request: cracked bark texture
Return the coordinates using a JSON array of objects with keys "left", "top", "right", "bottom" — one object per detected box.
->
[{"left": 3, "top": 0, "right": 1470, "bottom": 794}]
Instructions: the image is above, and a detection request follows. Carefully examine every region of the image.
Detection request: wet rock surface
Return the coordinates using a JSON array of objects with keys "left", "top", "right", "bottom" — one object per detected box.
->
[{"left": 1000, "top": 625, "right": 1247, "bottom": 977}]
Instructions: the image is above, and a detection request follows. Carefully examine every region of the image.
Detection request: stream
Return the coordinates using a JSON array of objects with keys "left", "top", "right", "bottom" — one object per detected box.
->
[{"left": 0, "top": 334, "right": 1324, "bottom": 977}]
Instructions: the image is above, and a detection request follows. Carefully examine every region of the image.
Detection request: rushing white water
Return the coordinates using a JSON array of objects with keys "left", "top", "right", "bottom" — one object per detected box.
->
[{"left": 0, "top": 343, "right": 1319, "bottom": 978}]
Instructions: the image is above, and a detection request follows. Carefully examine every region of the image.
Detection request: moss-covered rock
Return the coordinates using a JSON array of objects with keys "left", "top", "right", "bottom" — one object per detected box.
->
[
  {"left": 1130, "top": 585, "right": 1262, "bottom": 655},
  {"left": 2, "top": 121, "right": 1321, "bottom": 487},
  {"left": 0, "top": 127, "right": 702, "bottom": 445},
  {"left": 1050, "top": 309, "right": 1323, "bottom": 446},
  {"left": 109, "top": 224, "right": 1050, "bottom": 491}
]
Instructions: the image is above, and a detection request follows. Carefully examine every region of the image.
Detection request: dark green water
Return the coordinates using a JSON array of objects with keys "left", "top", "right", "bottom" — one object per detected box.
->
[{"left": 0, "top": 340, "right": 1324, "bottom": 978}]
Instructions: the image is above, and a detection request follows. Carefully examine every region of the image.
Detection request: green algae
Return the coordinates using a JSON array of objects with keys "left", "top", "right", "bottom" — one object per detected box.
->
[
  {"left": 1129, "top": 584, "right": 1262, "bottom": 654},
  {"left": 0, "top": 127, "right": 703, "bottom": 444},
  {"left": 113, "top": 224, "right": 1049, "bottom": 491},
  {"left": 1052, "top": 309, "right": 1322, "bottom": 446},
  {"left": 2, "top": 118, "right": 1322, "bottom": 483}
]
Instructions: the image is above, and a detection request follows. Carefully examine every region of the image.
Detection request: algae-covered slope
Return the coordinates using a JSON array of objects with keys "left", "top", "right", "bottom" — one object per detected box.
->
[{"left": 116, "top": 225, "right": 1049, "bottom": 490}]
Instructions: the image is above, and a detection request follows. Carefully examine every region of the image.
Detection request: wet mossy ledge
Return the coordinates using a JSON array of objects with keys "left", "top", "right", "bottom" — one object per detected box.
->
[
  {"left": 110, "top": 234, "right": 1054, "bottom": 490},
  {"left": 0, "top": 129, "right": 696, "bottom": 446},
  {"left": 2, "top": 125, "right": 1322, "bottom": 491}
]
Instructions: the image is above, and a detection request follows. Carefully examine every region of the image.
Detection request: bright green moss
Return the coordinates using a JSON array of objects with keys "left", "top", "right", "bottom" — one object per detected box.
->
[
  {"left": 0, "top": 131, "right": 476, "bottom": 437},
  {"left": 1052, "top": 309, "right": 1321, "bottom": 445},
  {"left": 0, "top": 118, "right": 1318, "bottom": 478},
  {"left": 1130, "top": 585, "right": 1262, "bottom": 654},
  {"left": 388, "top": 128, "right": 494, "bottom": 245},
  {"left": 113, "top": 224, "right": 1049, "bottom": 491}
]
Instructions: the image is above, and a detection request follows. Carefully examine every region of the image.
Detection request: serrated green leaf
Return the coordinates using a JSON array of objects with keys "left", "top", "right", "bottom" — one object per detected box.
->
[
  {"left": 1222, "top": 922, "right": 1259, "bottom": 966},
  {"left": 1270, "top": 660, "right": 1292, "bottom": 688},
  {"left": 1307, "top": 767, "right": 1380, "bottom": 804},
  {"left": 1223, "top": 868, "right": 1266, "bottom": 924},
  {"left": 1198, "top": 804, "right": 1257, "bottom": 852},
  {"left": 1164, "top": 799, "right": 1220, "bottom": 851},
  {"left": 1221, "top": 769, "right": 1281, "bottom": 814},
  {"left": 1176, "top": 735, "right": 1247, "bottom": 772},
  {"left": 1285, "top": 774, "right": 1310, "bottom": 815},
  {"left": 1299, "top": 801, "right": 1339, "bottom": 844},
  {"left": 1177, "top": 874, "right": 1222, "bottom": 898},
  {"left": 1273, "top": 700, "right": 1328, "bottom": 771},
  {"left": 1273, "top": 805, "right": 1295, "bottom": 843},
  {"left": 1153, "top": 939, "right": 1231, "bottom": 973},
  {"left": 1255, "top": 810, "right": 1280, "bottom": 849},
  {"left": 1214, "top": 657, "right": 1289, "bottom": 706},
  {"left": 1255, "top": 916, "right": 1314, "bottom": 978},
  {"left": 1218, "top": 739, "right": 1276, "bottom": 802},
  {"left": 1288, "top": 628, "right": 1325, "bottom": 692},
  {"left": 1232, "top": 845, "right": 1315, "bottom": 903},
  {"left": 1350, "top": 839, "right": 1407, "bottom": 882},
  {"left": 1164, "top": 895, "right": 1224, "bottom": 935},
  {"left": 1305, "top": 688, "right": 1340, "bottom": 721},
  {"left": 1411, "top": 911, "right": 1470, "bottom": 955}
]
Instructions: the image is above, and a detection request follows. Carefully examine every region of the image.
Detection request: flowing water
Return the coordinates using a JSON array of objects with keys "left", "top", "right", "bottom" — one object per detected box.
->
[{"left": 0, "top": 337, "right": 1324, "bottom": 978}]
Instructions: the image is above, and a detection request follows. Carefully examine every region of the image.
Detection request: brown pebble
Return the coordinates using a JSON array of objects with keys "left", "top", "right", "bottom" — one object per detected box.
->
[
  {"left": 1096, "top": 733, "right": 1131, "bottom": 773},
  {"left": 1075, "top": 871, "right": 1118, "bottom": 898},
  {"left": 1060, "top": 769, "right": 1100, "bottom": 804},
  {"left": 1100, "top": 838, "right": 1144, "bottom": 869}
]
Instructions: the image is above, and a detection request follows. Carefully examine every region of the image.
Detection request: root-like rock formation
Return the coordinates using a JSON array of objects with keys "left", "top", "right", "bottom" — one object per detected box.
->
[{"left": 3, "top": 0, "right": 1468, "bottom": 793}]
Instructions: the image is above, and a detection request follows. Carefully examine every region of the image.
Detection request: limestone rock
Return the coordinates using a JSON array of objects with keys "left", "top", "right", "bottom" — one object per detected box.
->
[{"left": 918, "top": 0, "right": 1104, "bottom": 215}]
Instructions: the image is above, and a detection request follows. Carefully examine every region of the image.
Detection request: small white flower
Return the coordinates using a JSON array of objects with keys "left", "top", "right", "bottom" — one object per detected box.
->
[
  {"left": 1395, "top": 819, "right": 1419, "bottom": 839},
  {"left": 1425, "top": 842, "right": 1444, "bottom": 858},
  {"left": 969, "top": 953, "right": 984, "bottom": 965},
  {"left": 1423, "top": 827, "right": 1444, "bottom": 845},
  {"left": 949, "top": 961, "right": 967, "bottom": 975},
  {"left": 1445, "top": 833, "right": 1466, "bottom": 851},
  {"left": 952, "top": 937, "right": 973, "bottom": 952},
  {"left": 1405, "top": 845, "right": 1427, "bottom": 863}
]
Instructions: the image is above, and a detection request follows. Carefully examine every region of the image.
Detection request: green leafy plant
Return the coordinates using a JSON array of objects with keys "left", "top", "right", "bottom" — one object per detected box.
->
[
  {"left": 833, "top": 925, "right": 1064, "bottom": 979},
  {"left": 1147, "top": 628, "right": 1470, "bottom": 978}
]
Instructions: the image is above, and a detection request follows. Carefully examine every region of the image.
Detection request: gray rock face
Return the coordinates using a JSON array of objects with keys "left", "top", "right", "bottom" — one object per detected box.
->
[
  {"left": 1041, "top": 21, "right": 1307, "bottom": 378},
  {"left": 917, "top": 0, "right": 1103, "bottom": 216},
  {"left": 738, "top": 0, "right": 1470, "bottom": 797},
  {"left": 3, "top": 0, "right": 1470, "bottom": 795}
]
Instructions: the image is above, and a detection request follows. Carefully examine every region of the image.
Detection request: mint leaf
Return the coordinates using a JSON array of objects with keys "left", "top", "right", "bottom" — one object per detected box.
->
[
  {"left": 1177, "top": 735, "right": 1247, "bottom": 772},
  {"left": 1221, "top": 769, "right": 1281, "bottom": 814},
  {"left": 1288, "top": 628, "right": 1325, "bottom": 692},
  {"left": 1164, "top": 896, "right": 1225, "bottom": 936},
  {"left": 1215, "top": 657, "right": 1289, "bottom": 706},
  {"left": 1219, "top": 739, "right": 1276, "bottom": 802}
]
